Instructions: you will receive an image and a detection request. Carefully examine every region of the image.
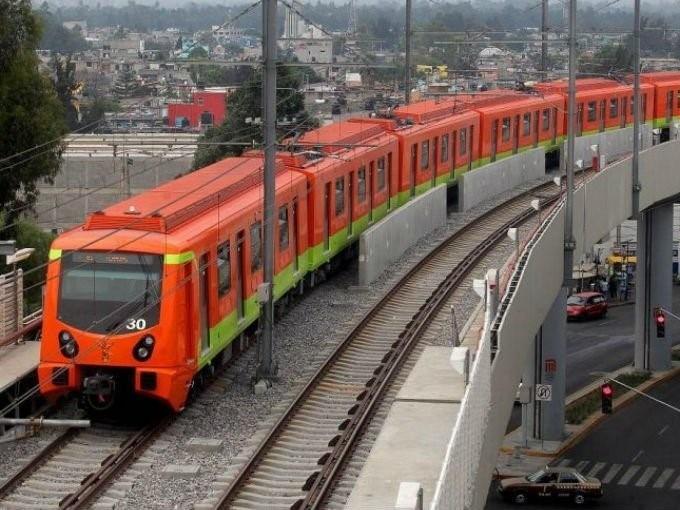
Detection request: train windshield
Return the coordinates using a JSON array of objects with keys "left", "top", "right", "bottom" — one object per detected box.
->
[{"left": 58, "top": 251, "right": 163, "bottom": 334}]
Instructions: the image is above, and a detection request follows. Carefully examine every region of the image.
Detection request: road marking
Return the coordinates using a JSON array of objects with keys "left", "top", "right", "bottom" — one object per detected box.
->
[
  {"left": 597, "top": 321, "right": 613, "bottom": 327},
  {"left": 575, "top": 460, "right": 589, "bottom": 472},
  {"left": 586, "top": 462, "right": 607, "bottom": 478},
  {"left": 635, "top": 467, "right": 657, "bottom": 487},
  {"left": 653, "top": 468, "right": 675, "bottom": 489},
  {"left": 556, "top": 458, "right": 571, "bottom": 467},
  {"left": 658, "top": 425, "right": 669, "bottom": 436},
  {"left": 671, "top": 474, "right": 680, "bottom": 490},
  {"left": 602, "top": 464, "right": 623, "bottom": 484},
  {"left": 618, "top": 465, "right": 641, "bottom": 485},
  {"left": 631, "top": 450, "right": 644, "bottom": 463}
]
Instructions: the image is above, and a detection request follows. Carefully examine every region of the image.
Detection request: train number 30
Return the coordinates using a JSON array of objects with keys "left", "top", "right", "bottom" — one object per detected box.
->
[{"left": 126, "top": 318, "right": 147, "bottom": 331}]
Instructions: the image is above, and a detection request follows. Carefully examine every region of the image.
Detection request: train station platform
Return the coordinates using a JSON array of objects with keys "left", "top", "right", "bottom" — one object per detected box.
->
[
  {"left": 344, "top": 345, "right": 466, "bottom": 509},
  {"left": 0, "top": 341, "right": 40, "bottom": 394}
]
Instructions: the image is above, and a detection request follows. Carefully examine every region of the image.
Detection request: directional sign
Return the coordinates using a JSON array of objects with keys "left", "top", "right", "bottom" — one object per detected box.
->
[{"left": 535, "top": 384, "right": 553, "bottom": 402}]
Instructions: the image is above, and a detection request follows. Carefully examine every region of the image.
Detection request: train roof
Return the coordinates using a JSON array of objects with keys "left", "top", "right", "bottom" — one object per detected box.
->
[
  {"left": 472, "top": 92, "right": 562, "bottom": 114},
  {"left": 297, "top": 120, "right": 387, "bottom": 154},
  {"left": 638, "top": 71, "right": 680, "bottom": 85},
  {"left": 535, "top": 78, "right": 620, "bottom": 93},
  {"left": 82, "top": 157, "right": 282, "bottom": 234}
]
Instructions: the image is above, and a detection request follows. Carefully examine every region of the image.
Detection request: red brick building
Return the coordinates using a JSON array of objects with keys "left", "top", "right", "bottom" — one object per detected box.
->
[{"left": 167, "top": 90, "right": 228, "bottom": 129}]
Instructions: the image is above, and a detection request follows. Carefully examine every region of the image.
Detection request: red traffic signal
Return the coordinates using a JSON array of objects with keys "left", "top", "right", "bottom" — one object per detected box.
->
[
  {"left": 654, "top": 307, "right": 666, "bottom": 338},
  {"left": 601, "top": 383, "right": 613, "bottom": 414}
]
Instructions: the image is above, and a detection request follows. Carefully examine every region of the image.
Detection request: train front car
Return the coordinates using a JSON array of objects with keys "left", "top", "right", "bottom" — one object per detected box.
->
[{"left": 38, "top": 157, "right": 280, "bottom": 414}]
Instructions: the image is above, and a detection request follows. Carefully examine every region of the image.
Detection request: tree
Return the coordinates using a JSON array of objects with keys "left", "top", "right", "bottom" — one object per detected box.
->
[
  {"left": 36, "top": 7, "right": 89, "bottom": 53},
  {"left": 14, "top": 219, "right": 55, "bottom": 311},
  {"left": 193, "top": 65, "right": 317, "bottom": 170},
  {"left": 52, "top": 55, "right": 80, "bottom": 130},
  {"left": 188, "top": 46, "right": 209, "bottom": 59},
  {"left": 113, "top": 68, "right": 140, "bottom": 98},
  {"left": 580, "top": 43, "right": 633, "bottom": 77},
  {"left": 0, "top": 0, "right": 67, "bottom": 224}
]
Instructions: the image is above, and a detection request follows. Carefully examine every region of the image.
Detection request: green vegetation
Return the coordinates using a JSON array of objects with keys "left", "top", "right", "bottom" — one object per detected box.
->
[
  {"left": 0, "top": 0, "right": 67, "bottom": 223},
  {"left": 36, "top": 3, "right": 89, "bottom": 53},
  {"left": 193, "top": 64, "right": 317, "bottom": 169},
  {"left": 672, "top": 350, "right": 680, "bottom": 362},
  {"left": 565, "top": 371, "right": 651, "bottom": 425}
]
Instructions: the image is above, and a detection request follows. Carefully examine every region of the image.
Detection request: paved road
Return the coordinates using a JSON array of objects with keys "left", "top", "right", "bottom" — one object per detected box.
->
[{"left": 488, "top": 373, "right": 680, "bottom": 509}]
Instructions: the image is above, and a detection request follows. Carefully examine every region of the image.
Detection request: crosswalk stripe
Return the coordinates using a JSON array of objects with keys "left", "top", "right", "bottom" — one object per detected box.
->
[
  {"left": 587, "top": 462, "right": 607, "bottom": 478},
  {"left": 635, "top": 467, "right": 657, "bottom": 487},
  {"left": 618, "top": 465, "right": 641, "bottom": 485},
  {"left": 602, "top": 464, "right": 623, "bottom": 484},
  {"left": 671, "top": 473, "right": 680, "bottom": 490},
  {"left": 575, "top": 460, "right": 589, "bottom": 472},
  {"left": 653, "top": 468, "right": 675, "bottom": 489},
  {"left": 556, "top": 458, "right": 571, "bottom": 467}
]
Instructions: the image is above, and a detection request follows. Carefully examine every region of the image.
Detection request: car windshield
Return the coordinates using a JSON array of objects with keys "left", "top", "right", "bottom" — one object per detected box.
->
[
  {"left": 58, "top": 251, "right": 162, "bottom": 334},
  {"left": 567, "top": 296, "right": 586, "bottom": 306},
  {"left": 526, "top": 470, "right": 547, "bottom": 482}
]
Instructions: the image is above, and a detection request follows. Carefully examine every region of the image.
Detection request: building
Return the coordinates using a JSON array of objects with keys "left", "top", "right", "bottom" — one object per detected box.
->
[{"left": 167, "top": 89, "right": 228, "bottom": 129}]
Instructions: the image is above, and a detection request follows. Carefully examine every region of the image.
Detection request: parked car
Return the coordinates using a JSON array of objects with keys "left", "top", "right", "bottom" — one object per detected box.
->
[
  {"left": 497, "top": 466, "right": 603, "bottom": 505},
  {"left": 567, "top": 292, "right": 608, "bottom": 320}
]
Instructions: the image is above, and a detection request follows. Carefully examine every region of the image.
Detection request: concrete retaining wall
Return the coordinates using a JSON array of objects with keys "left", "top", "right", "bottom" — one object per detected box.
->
[
  {"left": 458, "top": 148, "right": 545, "bottom": 212},
  {"left": 34, "top": 154, "right": 193, "bottom": 231},
  {"left": 358, "top": 185, "right": 447, "bottom": 286},
  {"left": 561, "top": 124, "right": 653, "bottom": 170}
]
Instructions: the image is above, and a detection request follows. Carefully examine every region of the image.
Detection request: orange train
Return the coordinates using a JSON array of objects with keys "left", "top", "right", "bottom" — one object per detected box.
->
[{"left": 38, "top": 72, "right": 680, "bottom": 412}]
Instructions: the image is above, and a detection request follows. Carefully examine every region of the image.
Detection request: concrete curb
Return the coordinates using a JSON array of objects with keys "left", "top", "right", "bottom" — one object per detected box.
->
[
  {"left": 607, "top": 300, "right": 635, "bottom": 308},
  {"left": 504, "top": 364, "right": 680, "bottom": 459}
]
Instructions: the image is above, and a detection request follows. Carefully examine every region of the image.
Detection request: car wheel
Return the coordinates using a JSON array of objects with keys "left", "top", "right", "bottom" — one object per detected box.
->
[
  {"left": 513, "top": 492, "right": 528, "bottom": 505},
  {"left": 574, "top": 493, "right": 586, "bottom": 505}
]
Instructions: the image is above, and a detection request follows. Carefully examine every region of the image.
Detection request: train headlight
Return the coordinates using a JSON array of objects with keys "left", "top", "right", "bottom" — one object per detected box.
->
[
  {"left": 133, "top": 335, "right": 154, "bottom": 362},
  {"left": 58, "top": 330, "right": 79, "bottom": 358}
]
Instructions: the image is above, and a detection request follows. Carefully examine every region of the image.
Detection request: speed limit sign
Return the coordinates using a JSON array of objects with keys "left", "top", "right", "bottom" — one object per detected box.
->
[{"left": 535, "top": 384, "right": 553, "bottom": 402}]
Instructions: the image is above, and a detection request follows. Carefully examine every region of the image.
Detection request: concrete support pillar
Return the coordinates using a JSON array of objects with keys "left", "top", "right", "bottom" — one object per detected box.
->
[
  {"left": 523, "top": 288, "right": 567, "bottom": 441},
  {"left": 635, "top": 204, "right": 673, "bottom": 372}
]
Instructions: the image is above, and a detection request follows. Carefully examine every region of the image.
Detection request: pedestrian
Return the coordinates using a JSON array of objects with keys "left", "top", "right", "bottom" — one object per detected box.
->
[
  {"left": 600, "top": 277, "right": 609, "bottom": 297},
  {"left": 619, "top": 277, "right": 627, "bottom": 302},
  {"left": 609, "top": 274, "right": 617, "bottom": 300}
]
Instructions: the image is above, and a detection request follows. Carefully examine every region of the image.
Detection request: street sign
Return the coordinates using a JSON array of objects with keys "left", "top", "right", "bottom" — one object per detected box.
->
[{"left": 535, "top": 384, "right": 553, "bottom": 402}]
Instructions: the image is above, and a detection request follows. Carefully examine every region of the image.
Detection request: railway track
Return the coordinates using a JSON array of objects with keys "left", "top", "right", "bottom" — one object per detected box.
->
[
  {"left": 0, "top": 418, "right": 168, "bottom": 510},
  {"left": 210, "top": 178, "right": 568, "bottom": 510}
]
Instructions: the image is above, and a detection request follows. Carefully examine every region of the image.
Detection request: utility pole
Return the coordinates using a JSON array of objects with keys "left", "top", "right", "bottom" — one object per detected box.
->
[
  {"left": 123, "top": 152, "right": 131, "bottom": 198},
  {"left": 257, "top": 0, "right": 277, "bottom": 384},
  {"left": 564, "top": 0, "right": 577, "bottom": 286},
  {"left": 541, "top": 0, "right": 549, "bottom": 79},
  {"left": 632, "top": 0, "right": 641, "bottom": 216},
  {"left": 404, "top": 0, "right": 412, "bottom": 104}
]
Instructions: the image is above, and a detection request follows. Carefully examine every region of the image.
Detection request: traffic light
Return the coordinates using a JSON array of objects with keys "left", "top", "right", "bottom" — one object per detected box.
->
[
  {"left": 601, "top": 382, "right": 613, "bottom": 414},
  {"left": 654, "top": 307, "right": 666, "bottom": 338}
]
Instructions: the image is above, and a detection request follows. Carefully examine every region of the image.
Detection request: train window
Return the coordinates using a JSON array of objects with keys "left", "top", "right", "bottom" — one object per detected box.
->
[
  {"left": 441, "top": 134, "right": 449, "bottom": 162},
  {"left": 542, "top": 109, "right": 550, "bottom": 131},
  {"left": 609, "top": 98, "right": 618, "bottom": 119},
  {"left": 250, "top": 222, "right": 262, "bottom": 272},
  {"left": 587, "top": 101, "right": 597, "bottom": 122},
  {"left": 459, "top": 129, "right": 467, "bottom": 155},
  {"left": 278, "top": 206, "right": 289, "bottom": 250},
  {"left": 502, "top": 117, "right": 511, "bottom": 142},
  {"left": 357, "top": 167, "right": 367, "bottom": 202},
  {"left": 217, "top": 241, "right": 231, "bottom": 296},
  {"left": 523, "top": 113, "right": 531, "bottom": 136},
  {"left": 421, "top": 140, "right": 430, "bottom": 169},
  {"left": 377, "top": 157, "right": 386, "bottom": 190},
  {"left": 335, "top": 177, "right": 345, "bottom": 216},
  {"left": 630, "top": 96, "right": 634, "bottom": 115}
]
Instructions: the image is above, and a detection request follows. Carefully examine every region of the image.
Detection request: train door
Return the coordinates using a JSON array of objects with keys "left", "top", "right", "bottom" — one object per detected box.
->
[
  {"left": 551, "top": 107, "right": 557, "bottom": 144},
  {"left": 410, "top": 144, "right": 417, "bottom": 197},
  {"left": 348, "top": 170, "right": 354, "bottom": 236},
  {"left": 292, "top": 200, "right": 299, "bottom": 272},
  {"left": 533, "top": 111, "right": 540, "bottom": 148},
  {"left": 198, "top": 252, "right": 210, "bottom": 353},
  {"left": 577, "top": 104, "right": 584, "bottom": 136},
  {"left": 323, "top": 182, "right": 331, "bottom": 251},
  {"left": 491, "top": 120, "right": 498, "bottom": 162},
  {"left": 621, "top": 97, "right": 628, "bottom": 128},
  {"left": 667, "top": 91, "right": 674, "bottom": 123},
  {"left": 387, "top": 153, "right": 393, "bottom": 210},
  {"left": 236, "top": 231, "right": 245, "bottom": 320},
  {"left": 432, "top": 136, "right": 438, "bottom": 187},
  {"left": 450, "top": 130, "right": 457, "bottom": 178},
  {"left": 467, "top": 126, "right": 474, "bottom": 172},
  {"left": 369, "top": 161, "right": 375, "bottom": 222},
  {"left": 512, "top": 115, "right": 520, "bottom": 154},
  {"left": 599, "top": 100, "right": 606, "bottom": 132}
]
